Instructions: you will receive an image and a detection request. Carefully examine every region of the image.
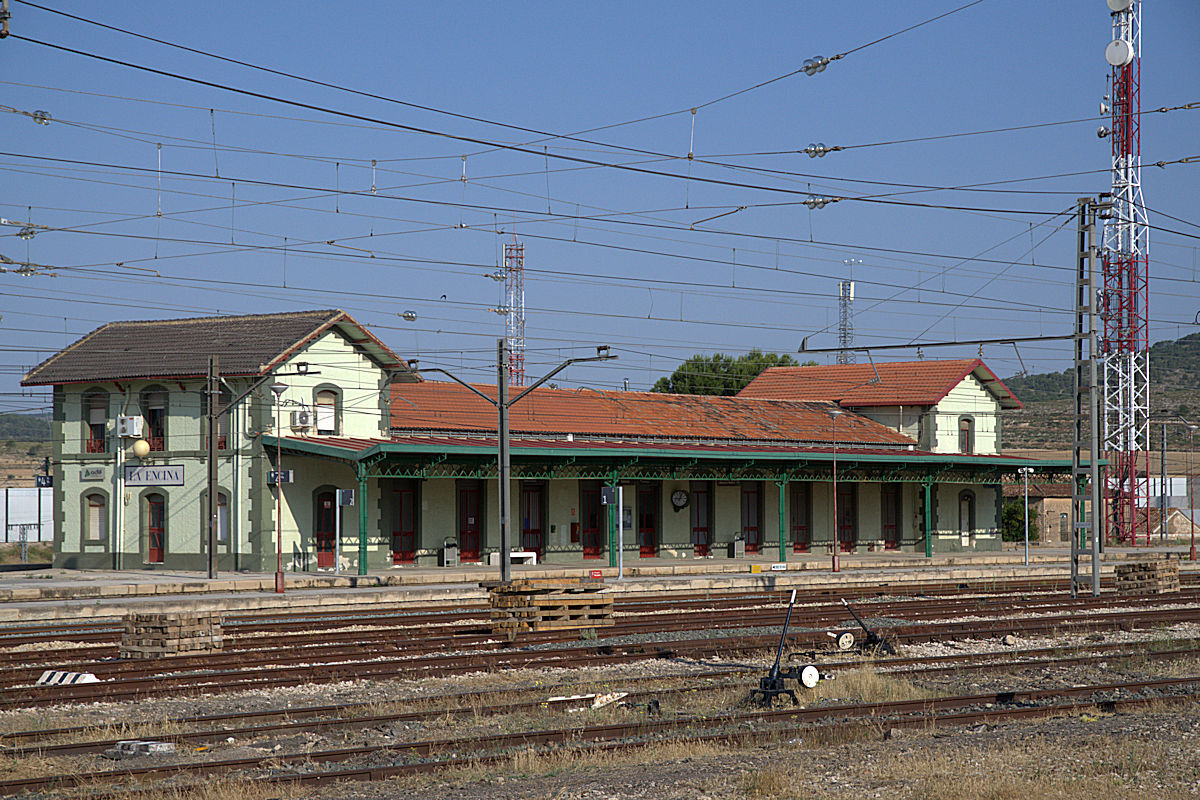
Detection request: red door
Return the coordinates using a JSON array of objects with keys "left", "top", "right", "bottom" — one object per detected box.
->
[
  {"left": 881, "top": 484, "right": 901, "bottom": 550},
  {"left": 637, "top": 484, "right": 658, "bottom": 557},
  {"left": 147, "top": 494, "right": 165, "bottom": 563},
  {"left": 741, "top": 482, "right": 761, "bottom": 553},
  {"left": 316, "top": 491, "right": 336, "bottom": 568},
  {"left": 790, "top": 483, "right": 811, "bottom": 553},
  {"left": 837, "top": 484, "right": 856, "bottom": 552},
  {"left": 691, "top": 482, "right": 711, "bottom": 557},
  {"left": 458, "top": 483, "right": 481, "bottom": 561},
  {"left": 520, "top": 482, "right": 544, "bottom": 557},
  {"left": 392, "top": 480, "right": 417, "bottom": 564},
  {"left": 580, "top": 482, "right": 604, "bottom": 559}
]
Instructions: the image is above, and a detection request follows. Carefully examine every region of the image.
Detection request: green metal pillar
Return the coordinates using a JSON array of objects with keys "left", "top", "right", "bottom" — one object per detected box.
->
[
  {"left": 776, "top": 480, "right": 787, "bottom": 562},
  {"left": 357, "top": 462, "right": 368, "bottom": 576},
  {"left": 607, "top": 474, "right": 618, "bottom": 568},
  {"left": 923, "top": 481, "right": 933, "bottom": 558}
]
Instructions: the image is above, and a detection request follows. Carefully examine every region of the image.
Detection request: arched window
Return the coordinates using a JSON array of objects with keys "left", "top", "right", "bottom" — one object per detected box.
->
[
  {"left": 82, "top": 390, "right": 108, "bottom": 453},
  {"left": 958, "top": 417, "right": 974, "bottom": 454},
  {"left": 85, "top": 493, "right": 107, "bottom": 542},
  {"left": 314, "top": 388, "right": 340, "bottom": 435},
  {"left": 141, "top": 386, "right": 168, "bottom": 451},
  {"left": 958, "top": 490, "right": 976, "bottom": 535}
]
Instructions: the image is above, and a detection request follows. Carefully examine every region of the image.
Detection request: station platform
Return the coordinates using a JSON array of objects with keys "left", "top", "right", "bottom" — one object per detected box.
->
[{"left": 0, "top": 546, "right": 1194, "bottom": 624}]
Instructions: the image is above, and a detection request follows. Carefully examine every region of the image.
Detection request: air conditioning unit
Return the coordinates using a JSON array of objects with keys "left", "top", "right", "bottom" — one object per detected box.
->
[
  {"left": 116, "top": 416, "right": 144, "bottom": 438},
  {"left": 290, "top": 409, "right": 312, "bottom": 428}
]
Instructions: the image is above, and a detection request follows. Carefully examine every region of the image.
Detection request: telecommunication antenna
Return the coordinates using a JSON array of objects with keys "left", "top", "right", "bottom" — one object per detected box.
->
[
  {"left": 503, "top": 237, "right": 526, "bottom": 386},
  {"left": 837, "top": 258, "right": 860, "bottom": 365},
  {"left": 837, "top": 280, "right": 855, "bottom": 365},
  {"left": 1098, "top": 0, "right": 1150, "bottom": 545}
]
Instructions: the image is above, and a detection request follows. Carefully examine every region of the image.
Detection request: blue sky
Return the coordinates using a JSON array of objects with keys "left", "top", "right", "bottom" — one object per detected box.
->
[{"left": 2, "top": 0, "right": 1197, "bottom": 412}]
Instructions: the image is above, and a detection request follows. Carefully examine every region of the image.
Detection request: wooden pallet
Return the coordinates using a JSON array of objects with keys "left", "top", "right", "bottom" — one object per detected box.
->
[{"left": 485, "top": 578, "right": 613, "bottom": 634}]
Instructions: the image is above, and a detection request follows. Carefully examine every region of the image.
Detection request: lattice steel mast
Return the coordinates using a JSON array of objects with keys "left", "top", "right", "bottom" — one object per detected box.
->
[
  {"left": 1099, "top": 0, "right": 1150, "bottom": 545},
  {"left": 503, "top": 238, "right": 526, "bottom": 386},
  {"left": 837, "top": 280, "right": 855, "bottom": 365}
]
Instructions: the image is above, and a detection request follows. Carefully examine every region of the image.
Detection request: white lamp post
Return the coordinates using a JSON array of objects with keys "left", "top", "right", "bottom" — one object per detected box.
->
[
  {"left": 1017, "top": 467, "right": 1034, "bottom": 566},
  {"left": 270, "top": 382, "right": 288, "bottom": 593},
  {"left": 1189, "top": 424, "right": 1198, "bottom": 561}
]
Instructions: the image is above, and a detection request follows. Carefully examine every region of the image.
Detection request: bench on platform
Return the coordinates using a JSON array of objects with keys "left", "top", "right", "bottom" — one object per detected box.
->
[{"left": 487, "top": 550, "right": 538, "bottom": 566}]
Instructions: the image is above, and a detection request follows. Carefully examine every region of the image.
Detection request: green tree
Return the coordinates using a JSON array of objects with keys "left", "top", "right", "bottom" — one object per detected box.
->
[
  {"left": 1001, "top": 500, "right": 1039, "bottom": 543},
  {"left": 651, "top": 349, "right": 799, "bottom": 396}
]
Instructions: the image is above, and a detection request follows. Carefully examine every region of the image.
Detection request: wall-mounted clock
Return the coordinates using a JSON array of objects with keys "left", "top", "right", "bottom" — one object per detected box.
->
[{"left": 671, "top": 489, "right": 690, "bottom": 510}]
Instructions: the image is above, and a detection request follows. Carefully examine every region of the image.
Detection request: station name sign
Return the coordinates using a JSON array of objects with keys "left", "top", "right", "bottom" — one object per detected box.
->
[{"left": 124, "top": 465, "right": 185, "bottom": 486}]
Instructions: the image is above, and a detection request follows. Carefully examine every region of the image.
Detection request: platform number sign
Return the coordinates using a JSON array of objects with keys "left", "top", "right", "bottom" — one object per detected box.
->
[
  {"left": 600, "top": 487, "right": 616, "bottom": 505},
  {"left": 337, "top": 489, "right": 355, "bottom": 506},
  {"left": 35, "top": 475, "right": 53, "bottom": 488}
]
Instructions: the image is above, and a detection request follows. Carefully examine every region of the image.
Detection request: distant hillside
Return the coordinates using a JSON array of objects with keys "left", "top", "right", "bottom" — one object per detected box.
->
[
  {"left": 1002, "top": 333, "right": 1200, "bottom": 449},
  {"left": 0, "top": 413, "right": 50, "bottom": 442}
]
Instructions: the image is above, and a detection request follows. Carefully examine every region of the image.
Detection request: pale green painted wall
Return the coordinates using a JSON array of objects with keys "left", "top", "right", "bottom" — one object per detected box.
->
[
  {"left": 931, "top": 375, "right": 1001, "bottom": 455},
  {"left": 661, "top": 480, "right": 691, "bottom": 549}
]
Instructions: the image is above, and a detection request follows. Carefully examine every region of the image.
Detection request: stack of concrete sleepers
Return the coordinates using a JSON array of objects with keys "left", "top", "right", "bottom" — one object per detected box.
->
[
  {"left": 483, "top": 577, "right": 613, "bottom": 634},
  {"left": 120, "top": 612, "right": 224, "bottom": 658},
  {"left": 1114, "top": 559, "right": 1180, "bottom": 595}
]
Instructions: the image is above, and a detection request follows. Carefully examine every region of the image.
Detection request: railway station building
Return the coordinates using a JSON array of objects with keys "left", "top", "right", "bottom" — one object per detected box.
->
[{"left": 25, "top": 310, "right": 1065, "bottom": 572}]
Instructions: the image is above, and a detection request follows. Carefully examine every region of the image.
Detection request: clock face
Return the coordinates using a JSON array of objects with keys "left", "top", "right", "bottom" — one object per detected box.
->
[{"left": 671, "top": 489, "right": 690, "bottom": 509}]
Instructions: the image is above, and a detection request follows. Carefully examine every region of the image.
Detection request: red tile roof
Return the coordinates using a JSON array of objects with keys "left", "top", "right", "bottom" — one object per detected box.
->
[
  {"left": 737, "top": 359, "right": 1021, "bottom": 409},
  {"left": 389, "top": 381, "right": 916, "bottom": 447},
  {"left": 276, "top": 433, "right": 1033, "bottom": 463}
]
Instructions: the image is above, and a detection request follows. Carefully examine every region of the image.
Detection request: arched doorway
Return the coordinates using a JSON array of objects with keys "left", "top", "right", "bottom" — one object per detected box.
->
[{"left": 315, "top": 490, "right": 336, "bottom": 568}]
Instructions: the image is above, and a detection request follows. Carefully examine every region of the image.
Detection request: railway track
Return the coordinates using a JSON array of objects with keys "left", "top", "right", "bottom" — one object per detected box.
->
[
  {"left": 3, "top": 583, "right": 1196, "bottom": 672},
  {"left": 6, "top": 637, "right": 1199, "bottom": 759},
  {"left": 3, "top": 573, "right": 1191, "bottom": 648},
  {"left": 3, "top": 600, "right": 1198, "bottom": 709},
  {"left": 5, "top": 673, "right": 1198, "bottom": 796},
  {"left": 1, "top": 583, "right": 1197, "bottom": 708}
]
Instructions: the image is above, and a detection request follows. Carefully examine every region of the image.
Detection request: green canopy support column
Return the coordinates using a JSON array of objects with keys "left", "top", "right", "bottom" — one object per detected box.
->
[
  {"left": 607, "top": 472, "right": 619, "bottom": 568},
  {"left": 923, "top": 480, "right": 934, "bottom": 558},
  {"left": 776, "top": 480, "right": 788, "bottom": 562},
  {"left": 356, "top": 461, "right": 368, "bottom": 576}
]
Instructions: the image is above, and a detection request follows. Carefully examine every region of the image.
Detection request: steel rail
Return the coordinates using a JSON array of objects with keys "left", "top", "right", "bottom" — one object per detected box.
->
[
  {"left": 8, "top": 643, "right": 1200, "bottom": 760},
  {"left": 4, "top": 675, "right": 1198, "bottom": 795}
]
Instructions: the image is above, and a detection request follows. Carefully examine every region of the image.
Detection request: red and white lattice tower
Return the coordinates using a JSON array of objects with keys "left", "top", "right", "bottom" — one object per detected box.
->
[
  {"left": 1100, "top": 0, "right": 1150, "bottom": 545},
  {"left": 503, "top": 238, "right": 526, "bottom": 386}
]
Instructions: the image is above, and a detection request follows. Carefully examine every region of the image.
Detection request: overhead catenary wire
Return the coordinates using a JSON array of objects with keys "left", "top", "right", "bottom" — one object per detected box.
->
[{"left": 11, "top": 0, "right": 988, "bottom": 162}]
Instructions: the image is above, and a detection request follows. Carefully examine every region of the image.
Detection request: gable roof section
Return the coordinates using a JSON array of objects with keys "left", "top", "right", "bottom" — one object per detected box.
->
[
  {"left": 738, "top": 359, "right": 1022, "bottom": 409},
  {"left": 390, "top": 381, "right": 916, "bottom": 447},
  {"left": 22, "top": 309, "right": 413, "bottom": 386}
]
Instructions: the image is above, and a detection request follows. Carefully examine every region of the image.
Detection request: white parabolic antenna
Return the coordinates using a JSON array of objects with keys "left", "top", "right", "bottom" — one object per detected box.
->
[
  {"left": 1106, "top": 0, "right": 1134, "bottom": 12},
  {"left": 1105, "top": 38, "right": 1134, "bottom": 67}
]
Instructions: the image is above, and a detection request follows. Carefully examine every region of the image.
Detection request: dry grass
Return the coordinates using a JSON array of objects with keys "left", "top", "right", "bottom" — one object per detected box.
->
[
  {"left": 0, "top": 542, "right": 51, "bottom": 564},
  {"left": 813, "top": 665, "right": 934, "bottom": 705},
  {"left": 873, "top": 734, "right": 1200, "bottom": 800},
  {"left": 0, "top": 752, "right": 77, "bottom": 780}
]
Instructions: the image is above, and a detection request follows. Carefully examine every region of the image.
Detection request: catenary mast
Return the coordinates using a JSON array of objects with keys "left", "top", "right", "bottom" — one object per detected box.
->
[
  {"left": 503, "top": 238, "right": 526, "bottom": 386},
  {"left": 1099, "top": 0, "right": 1150, "bottom": 544}
]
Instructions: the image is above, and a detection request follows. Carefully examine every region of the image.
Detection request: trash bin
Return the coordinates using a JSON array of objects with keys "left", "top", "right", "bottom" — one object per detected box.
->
[
  {"left": 729, "top": 534, "right": 746, "bottom": 559},
  {"left": 439, "top": 538, "right": 459, "bottom": 568}
]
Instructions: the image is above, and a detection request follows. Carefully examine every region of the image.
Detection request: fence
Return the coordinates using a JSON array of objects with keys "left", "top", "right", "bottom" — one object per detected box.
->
[{"left": 2, "top": 488, "right": 54, "bottom": 543}]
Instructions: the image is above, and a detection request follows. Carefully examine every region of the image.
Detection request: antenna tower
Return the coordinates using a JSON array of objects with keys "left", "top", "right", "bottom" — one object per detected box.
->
[
  {"left": 503, "top": 238, "right": 526, "bottom": 386},
  {"left": 1099, "top": 0, "right": 1150, "bottom": 545},
  {"left": 837, "top": 280, "right": 855, "bottom": 365}
]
